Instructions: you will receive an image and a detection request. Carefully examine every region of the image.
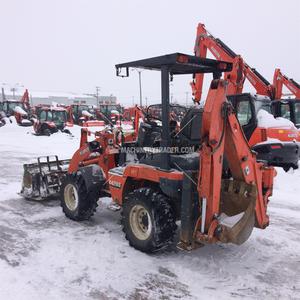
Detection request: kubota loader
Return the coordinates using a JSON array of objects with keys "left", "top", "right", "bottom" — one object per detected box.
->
[{"left": 21, "top": 53, "right": 275, "bottom": 253}]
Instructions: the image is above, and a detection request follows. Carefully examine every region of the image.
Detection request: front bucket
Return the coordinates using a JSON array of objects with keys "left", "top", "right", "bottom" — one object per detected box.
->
[
  {"left": 20, "top": 156, "right": 70, "bottom": 200},
  {"left": 217, "top": 180, "right": 257, "bottom": 245}
]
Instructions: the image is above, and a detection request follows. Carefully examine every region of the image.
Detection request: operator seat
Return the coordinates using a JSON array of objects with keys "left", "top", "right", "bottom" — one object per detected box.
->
[
  {"left": 175, "top": 107, "right": 203, "bottom": 147},
  {"left": 138, "top": 107, "right": 203, "bottom": 171},
  {"left": 169, "top": 107, "right": 203, "bottom": 170},
  {"left": 137, "top": 121, "right": 161, "bottom": 148}
]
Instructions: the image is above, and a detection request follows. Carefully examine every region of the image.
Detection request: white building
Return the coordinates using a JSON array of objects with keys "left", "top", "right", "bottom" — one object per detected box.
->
[{"left": 2, "top": 90, "right": 117, "bottom": 107}]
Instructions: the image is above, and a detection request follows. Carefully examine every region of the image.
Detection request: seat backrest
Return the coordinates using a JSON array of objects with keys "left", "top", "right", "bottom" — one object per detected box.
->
[
  {"left": 137, "top": 122, "right": 161, "bottom": 147},
  {"left": 178, "top": 108, "right": 203, "bottom": 145}
]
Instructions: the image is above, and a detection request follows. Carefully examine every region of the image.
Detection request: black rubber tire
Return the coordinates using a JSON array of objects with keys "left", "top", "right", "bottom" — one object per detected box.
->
[
  {"left": 283, "top": 163, "right": 298, "bottom": 172},
  {"left": 121, "top": 188, "right": 177, "bottom": 253},
  {"left": 62, "top": 129, "right": 71, "bottom": 135},
  {"left": 60, "top": 172, "right": 99, "bottom": 221},
  {"left": 43, "top": 128, "right": 51, "bottom": 136}
]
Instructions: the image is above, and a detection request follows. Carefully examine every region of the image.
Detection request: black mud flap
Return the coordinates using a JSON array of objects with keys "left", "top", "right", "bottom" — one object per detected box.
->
[{"left": 178, "top": 172, "right": 199, "bottom": 250}]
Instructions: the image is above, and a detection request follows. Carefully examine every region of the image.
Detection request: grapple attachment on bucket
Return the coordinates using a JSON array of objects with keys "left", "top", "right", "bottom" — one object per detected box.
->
[
  {"left": 21, "top": 156, "right": 70, "bottom": 200},
  {"left": 217, "top": 179, "right": 257, "bottom": 245}
]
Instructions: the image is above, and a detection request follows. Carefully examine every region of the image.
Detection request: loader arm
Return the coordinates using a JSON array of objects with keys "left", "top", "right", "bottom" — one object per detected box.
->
[
  {"left": 69, "top": 128, "right": 119, "bottom": 177},
  {"left": 191, "top": 23, "right": 275, "bottom": 102},
  {"left": 273, "top": 68, "right": 300, "bottom": 99},
  {"left": 196, "top": 79, "right": 274, "bottom": 244}
]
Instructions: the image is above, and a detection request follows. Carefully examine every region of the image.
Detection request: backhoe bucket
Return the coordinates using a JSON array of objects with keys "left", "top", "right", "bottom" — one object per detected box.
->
[
  {"left": 217, "top": 180, "right": 257, "bottom": 245},
  {"left": 20, "top": 156, "right": 70, "bottom": 200}
]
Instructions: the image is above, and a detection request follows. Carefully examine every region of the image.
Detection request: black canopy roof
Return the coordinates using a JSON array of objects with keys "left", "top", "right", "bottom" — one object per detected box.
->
[{"left": 115, "top": 52, "right": 232, "bottom": 76}]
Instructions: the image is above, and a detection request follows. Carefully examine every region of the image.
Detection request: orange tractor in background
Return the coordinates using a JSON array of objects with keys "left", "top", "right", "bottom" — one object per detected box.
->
[
  {"left": 70, "top": 104, "right": 95, "bottom": 125},
  {"left": 95, "top": 104, "right": 124, "bottom": 125},
  {"left": 21, "top": 53, "right": 276, "bottom": 253},
  {"left": 32, "top": 104, "right": 73, "bottom": 136},
  {"left": 272, "top": 69, "right": 300, "bottom": 128},
  {"left": 273, "top": 68, "right": 300, "bottom": 100},
  {"left": 69, "top": 104, "right": 105, "bottom": 127},
  {"left": 0, "top": 89, "right": 33, "bottom": 126},
  {"left": 191, "top": 23, "right": 300, "bottom": 171}
]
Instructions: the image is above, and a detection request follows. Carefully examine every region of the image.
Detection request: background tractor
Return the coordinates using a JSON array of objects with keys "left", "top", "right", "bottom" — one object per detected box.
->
[{"left": 33, "top": 105, "right": 72, "bottom": 136}]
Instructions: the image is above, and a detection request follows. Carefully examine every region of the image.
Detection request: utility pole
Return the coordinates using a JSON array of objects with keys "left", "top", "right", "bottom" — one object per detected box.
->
[
  {"left": 96, "top": 86, "right": 100, "bottom": 107},
  {"left": 11, "top": 87, "right": 16, "bottom": 98},
  {"left": 185, "top": 92, "right": 189, "bottom": 107},
  {"left": 11, "top": 83, "right": 24, "bottom": 99},
  {"left": 1, "top": 87, "right": 6, "bottom": 101},
  {"left": 133, "top": 69, "right": 143, "bottom": 107},
  {"left": 138, "top": 70, "right": 142, "bottom": 107},
  {"left": 145, "top": 97, "right": 148, "bottom": 107}
]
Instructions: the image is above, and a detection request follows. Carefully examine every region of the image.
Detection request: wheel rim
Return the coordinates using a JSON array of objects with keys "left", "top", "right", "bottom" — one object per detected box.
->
[
  {"left": 129, "top": 204, "right": 152, "bottom": 240},
  {"left": 64, "top": 183, "right": 79, "bottom": 211}
]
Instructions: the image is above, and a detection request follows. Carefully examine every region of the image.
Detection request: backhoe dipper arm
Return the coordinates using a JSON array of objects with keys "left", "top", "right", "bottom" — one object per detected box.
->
[
  {"left": 242, "top": 64, "right": 274, "bottom": 98},
  {"left": 273, "top": 68, "right": 300, "bottom": 99},
  {"left": 21, "top": 89, "right": 30, "bottom": 110},
  {"left": 196, "top": 79, "right": 274, "bottom": 244},
  {"left": 67, "top": 106, "right": 74, "bottom": 125},
  {"left": 191, "top": 23, "right": 274, "bottom": 102},
  {"left": 191, "top": 23, "right": 243, "bottom": 102},
  {"left": 133, "top": 105, "right": 145, "bottom": 138}
]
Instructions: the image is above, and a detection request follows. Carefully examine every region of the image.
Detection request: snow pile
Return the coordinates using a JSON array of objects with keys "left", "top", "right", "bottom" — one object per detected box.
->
[
  {"left": 51, "top": 101, "right": 59, "bottom": 107},
  {"left": 21, "top": 119, "right": 32, "bottom": 126},
  {"left": 14, "top": 106, "right": 28, "bottom": 115},
  {"left": 111, "top": 109, "right": 120, "bottom": 115},
  {"left": 0, "top": 121, "right": 81, "bottom": 159},
  {"left": 257, "top": 109, "right": 296, "bottom": 128},
  {"left": 219, "top": 212, "right": 244, "bottom": 228},
  {"left": 81, "top": 110, "right": 93, "bottom": 118}
]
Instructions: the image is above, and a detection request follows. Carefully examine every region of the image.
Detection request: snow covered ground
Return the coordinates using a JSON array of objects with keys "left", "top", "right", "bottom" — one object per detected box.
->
[{"left": 0, "top": 122, "right": 299, "bottom": 300}]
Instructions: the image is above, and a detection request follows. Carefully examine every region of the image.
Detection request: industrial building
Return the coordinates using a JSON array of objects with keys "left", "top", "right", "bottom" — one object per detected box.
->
[{"left": 2, "top": 90, "right": 117, "bottom": 107}]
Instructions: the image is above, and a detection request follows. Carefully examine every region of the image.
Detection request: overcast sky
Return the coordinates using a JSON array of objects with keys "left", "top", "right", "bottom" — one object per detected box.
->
[{"left": 1, "top": 0, "right": 299, "bottom": 105}]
